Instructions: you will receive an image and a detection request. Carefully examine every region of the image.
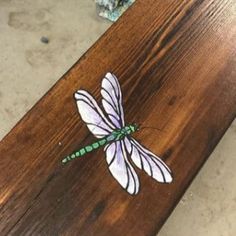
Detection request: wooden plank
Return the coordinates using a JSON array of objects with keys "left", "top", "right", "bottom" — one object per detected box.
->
[{"left": 0, "top": 0, "right": 235, "bottom": 235}]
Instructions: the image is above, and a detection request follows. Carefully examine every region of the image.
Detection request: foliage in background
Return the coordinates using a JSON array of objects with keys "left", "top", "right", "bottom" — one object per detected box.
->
[{"left": 95, "top": 0, "right": 135, "bottom": 22}]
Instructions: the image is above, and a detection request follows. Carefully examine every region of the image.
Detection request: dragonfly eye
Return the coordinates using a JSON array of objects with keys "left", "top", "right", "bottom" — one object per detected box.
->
[{"left": 134, "top": 123, "right": 139, "bottom": 131}]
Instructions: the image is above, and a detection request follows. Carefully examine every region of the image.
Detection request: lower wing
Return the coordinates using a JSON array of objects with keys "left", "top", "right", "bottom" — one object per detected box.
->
[
  {"left": 104, "top": 140, "right": 140, "bottom": 195},
  {"left": 124, "top": 137, "right": 173, "bottom": 183}
]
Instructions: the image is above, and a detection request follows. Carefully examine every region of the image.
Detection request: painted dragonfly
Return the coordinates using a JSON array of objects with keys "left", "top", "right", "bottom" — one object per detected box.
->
[{"left": 62, "top": 72, "right": 173, "bottom": 195}]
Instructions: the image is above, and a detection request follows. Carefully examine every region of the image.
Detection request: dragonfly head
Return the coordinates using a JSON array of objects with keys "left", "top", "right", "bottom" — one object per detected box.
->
[{"left": 130, "top": 123, "right": 139, "bottom": 132}]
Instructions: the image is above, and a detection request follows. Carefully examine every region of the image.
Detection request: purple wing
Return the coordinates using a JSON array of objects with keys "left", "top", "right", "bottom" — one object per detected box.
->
[
  {"left": 104, "top": 140, "right": 140, "bottom": 195},
  {"left": 124, "top": 137, "right": 173, "bottom": 183},
  {"left": 101, "top": 72, "right": 125, "bottom": 128},
  {"left": 74, "top": 90, "right": 116, "bottom": 138}
]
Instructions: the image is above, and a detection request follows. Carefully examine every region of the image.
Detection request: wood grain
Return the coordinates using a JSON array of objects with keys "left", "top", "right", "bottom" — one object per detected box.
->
[{"left": 0, "top": 0, "right": 236, "bottom": 235}]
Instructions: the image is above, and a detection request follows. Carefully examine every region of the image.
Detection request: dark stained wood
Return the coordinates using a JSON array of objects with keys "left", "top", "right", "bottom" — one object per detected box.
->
[{"left": 0, "top": 0, "right": 236, "bottom": 235}]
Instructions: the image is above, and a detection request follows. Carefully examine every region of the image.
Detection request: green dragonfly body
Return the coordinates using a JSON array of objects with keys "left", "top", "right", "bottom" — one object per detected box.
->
[
  {"left": 62, "top": 72, "right": 173, "bottom": 195},
  {"left": 62, "top": 124, "right": 138, "bottom": 164}
]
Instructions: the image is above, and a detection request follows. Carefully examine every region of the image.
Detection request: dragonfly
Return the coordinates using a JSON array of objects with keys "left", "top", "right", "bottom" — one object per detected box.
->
[{"left": 62, "top": 72, "right": 173, "bottom": 195}]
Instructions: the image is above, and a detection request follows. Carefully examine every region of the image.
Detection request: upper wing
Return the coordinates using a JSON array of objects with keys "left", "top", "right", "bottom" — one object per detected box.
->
[
  {"left": 124, "top": 137, "right": 173, "bottom": 183},
  {"left": 74, "top": 90, "right": 116, "bottom": 138},
  {"left": 105, "top": 140, "right": 140, "bottom": 195},
  {"left": 101, "top": 72, "right": 125, "bottom": 128}
]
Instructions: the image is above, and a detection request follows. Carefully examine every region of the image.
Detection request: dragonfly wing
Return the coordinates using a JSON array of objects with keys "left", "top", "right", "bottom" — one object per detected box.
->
[
  {"left": 124, "top": 137, "right": 173, "bottom": 183},
  {"left": 104, "top": 140, "right": 140, "bottom": 195},
  {"left": 101, "top": 72, "right": 125, "bottom": 128},
  {"left": 74, "top": 90, "right": 116, "bottom": 138}
]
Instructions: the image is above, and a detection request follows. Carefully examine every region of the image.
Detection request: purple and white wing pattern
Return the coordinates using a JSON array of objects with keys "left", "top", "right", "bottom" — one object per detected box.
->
[
  {"left": 101, "top": 72, "right": 125, "bottom": 128},
  {"left": 74, "top": 90, "right": 116, "bottom": 138},
  {"left": 124, "top": 137, "right": 173, "bottom": 183},
  {"left": 105, "top": 140, "right": 140, "bottom": 195},
  {"left": 74, "top": 72, "right": 172, "bottom": 195}
]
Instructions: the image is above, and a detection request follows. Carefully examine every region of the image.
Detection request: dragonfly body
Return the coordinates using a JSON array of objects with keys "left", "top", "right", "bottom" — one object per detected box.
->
[
  {"left": 62, "top": 124, "right": 138, "bottom": 164},
  {"left": 62, "top": 72, "right": 172, "bottom": 195}
]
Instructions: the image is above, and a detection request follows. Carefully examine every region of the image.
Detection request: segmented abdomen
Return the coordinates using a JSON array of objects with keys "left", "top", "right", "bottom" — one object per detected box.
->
[{"left": 62, "top": 134, "right": 116, "bottom": 164}]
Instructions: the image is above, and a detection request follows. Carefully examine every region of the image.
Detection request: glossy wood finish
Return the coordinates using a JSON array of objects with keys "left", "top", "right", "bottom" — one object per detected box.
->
[{"left": 0, "top": 0, "right": 236, "bottom": 235}]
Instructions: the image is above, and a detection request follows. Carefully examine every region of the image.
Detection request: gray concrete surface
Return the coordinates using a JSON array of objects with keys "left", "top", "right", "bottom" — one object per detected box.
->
[
  {"left": 0, "top": 1, "right": 235, "bottom": 235},
  {"left": 0, "top": 0, "right": 111, "bottom": 138}
]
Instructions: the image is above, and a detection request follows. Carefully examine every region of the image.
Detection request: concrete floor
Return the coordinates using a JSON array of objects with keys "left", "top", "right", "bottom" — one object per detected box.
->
[{"left": 0, "top": 1, "right": 235, "bottom": 235}]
